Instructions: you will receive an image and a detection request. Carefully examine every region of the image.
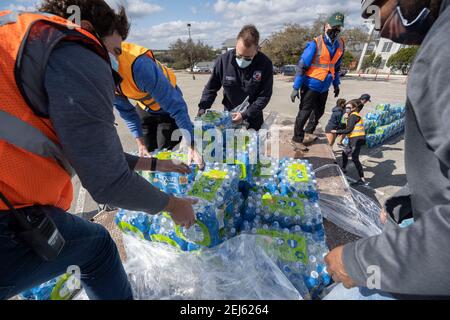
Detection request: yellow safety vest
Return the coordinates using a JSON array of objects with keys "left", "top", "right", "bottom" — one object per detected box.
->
[
  {"left": 117, "top": 42, "right": 177, "bottom": 112},
  {"left": 348, "top": 111, "right": 366, "bottom": 138}
]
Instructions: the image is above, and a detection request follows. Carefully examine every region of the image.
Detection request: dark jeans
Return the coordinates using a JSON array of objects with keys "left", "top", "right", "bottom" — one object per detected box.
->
[
  {"left": 342, "top": 138, "right": 366, "bottom": 179},
  {"left": 293, "top": 87, "right": 329, "bottom": 143},
  {"left": 136, "top": 108, "right": 181, "bottom": 152},
  {"left": 0, "top": 206, "right": 133, "bottom": 300}
]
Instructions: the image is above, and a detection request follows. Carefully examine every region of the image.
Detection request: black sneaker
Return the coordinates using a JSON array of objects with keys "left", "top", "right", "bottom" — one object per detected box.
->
[{"left": 353, "top": 179, "right": 369, "bottom": 186}]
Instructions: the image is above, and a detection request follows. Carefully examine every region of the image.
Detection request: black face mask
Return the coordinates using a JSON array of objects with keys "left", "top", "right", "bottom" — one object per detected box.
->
[
  {"left": 326, "top": 28, "right": 341, "bottom": 41},
  {"left": 381, "top": 6, "right": 436, "bottom": 45}
]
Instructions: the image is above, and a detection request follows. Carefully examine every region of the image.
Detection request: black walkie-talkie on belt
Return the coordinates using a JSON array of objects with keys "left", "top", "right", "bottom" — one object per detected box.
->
[{"left": 0, "top": 192, "right": 65, "bottom": 262}]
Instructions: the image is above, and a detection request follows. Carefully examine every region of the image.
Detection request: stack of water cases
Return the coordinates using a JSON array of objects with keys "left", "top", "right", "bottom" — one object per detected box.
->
[
  {"left": 111, "top": 110, "right": 332, "bottom": 299},
  {"left": 363, "top": 103, "right": 406, "bottom": 148},
  {"left": 240, "top": 158, "right": 330, "bottom": 299},
  {"left": 139, "top": 150, "right": 196, "bottom": 195}
]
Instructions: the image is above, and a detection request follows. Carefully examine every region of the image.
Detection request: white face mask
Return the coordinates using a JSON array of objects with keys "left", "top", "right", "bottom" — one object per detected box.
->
[
  {"left": 109, "top": 52, "right": 119, "bottom": 71},
  {"left": 236, "top": 57, "right": 253, "bottom": 69}
]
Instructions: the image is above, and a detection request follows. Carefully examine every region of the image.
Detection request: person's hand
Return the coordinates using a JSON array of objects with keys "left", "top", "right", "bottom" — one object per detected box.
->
[
  {"left": 197, "top": 109, "right": 206, "bottom": 117},
  {"left": 155, "top": 159, "right": 192, "bottom": 174},
  {"left": 164, "top": 197, "right": 198, "bottom": 228},
  {"left": 188, "top": 146, "right": 205, "bottom": 170},
  {"left": 324, "top": 246, "right": 357, "bottom": 289},
  {"left": 231, "top": 112, "right": 244, "bottom": 124},
  {"left": 291, "top": 89, "right": 300, "bottom": 103},
  {"left": 380, "top": 208, "right": 388, "bottom": 225},
  {"left": 136, "top": 137, "right": 151, "bottom": 157},
  {"left": 334, "top": 86, "right": 340, "bottom": 98}
]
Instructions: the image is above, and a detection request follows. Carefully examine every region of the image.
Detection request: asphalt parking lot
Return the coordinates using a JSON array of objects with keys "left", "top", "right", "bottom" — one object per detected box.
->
[{"left": 70, "top": 72, "right": 408, "bottom": 216}]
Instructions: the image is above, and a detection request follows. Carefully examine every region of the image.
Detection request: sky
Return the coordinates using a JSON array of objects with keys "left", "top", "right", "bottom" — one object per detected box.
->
[{"left": 1, "top": 0, "right": 367, "bottom": 49}]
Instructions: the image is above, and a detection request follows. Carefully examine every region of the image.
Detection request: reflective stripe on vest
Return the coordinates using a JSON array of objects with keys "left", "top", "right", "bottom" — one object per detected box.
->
[
  {"left": 348, "top": 112, "right": 366, "bottom": 138},
  {"left": 0, "top": 11, "right": 108, "bottom": 211},
  {"left": 0, "top": 11, "right": 18, "bottom": 26},
  {"left": 305, "top": 35, "right": 344, "bottom": 81},
  {"left": 310, "top": 37, "right": 336, "bottom": 69},
  {"left": 0, "top": 110, "right": 74, "bottom": 176}
]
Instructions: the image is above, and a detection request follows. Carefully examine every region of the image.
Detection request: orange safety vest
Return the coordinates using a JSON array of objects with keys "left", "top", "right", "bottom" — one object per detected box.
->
[
  {"left": 305, "top": 35, "right": 345, "bottom": 81},
  {"left": 0, "top": 11, "right": 109, "bottom": 211},
  {"left": 348, "top": 111, "right": 366, "bottom": 139},
  {"left": 117, "top": 42, "right": 177, "bottom": 112}
]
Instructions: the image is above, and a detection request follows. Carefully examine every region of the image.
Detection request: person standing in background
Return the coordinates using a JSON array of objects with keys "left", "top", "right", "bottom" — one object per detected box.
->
[
  {"left": 198, "top": 25, "right": 274, "bottom": 131},
  {"left": 291, "top": 12, "right": 346, "bottom": 152}
]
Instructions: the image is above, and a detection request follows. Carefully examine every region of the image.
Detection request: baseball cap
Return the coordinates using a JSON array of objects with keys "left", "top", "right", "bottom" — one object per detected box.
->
[
  {"left": 360, "top": 94, "right": 372, "bottom": 102},
  {"left": 328, "top": 12, "right": 345, "bottom": 28}
]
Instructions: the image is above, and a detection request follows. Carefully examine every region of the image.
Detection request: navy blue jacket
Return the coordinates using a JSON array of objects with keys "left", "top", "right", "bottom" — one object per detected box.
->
[
  {"left": 326, "top": 106, "right": 345, "bottom": 131},
  {"left": 199, "top": 49, "right": 273, "bottom": 130}
]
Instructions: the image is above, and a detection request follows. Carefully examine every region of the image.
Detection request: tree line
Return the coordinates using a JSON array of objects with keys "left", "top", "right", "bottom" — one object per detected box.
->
[{"left": 155, "top": 16, "right": 418, "bottom": 74}]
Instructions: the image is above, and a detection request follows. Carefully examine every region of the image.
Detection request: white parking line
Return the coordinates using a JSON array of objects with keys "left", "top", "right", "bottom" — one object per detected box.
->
[{"left": 75, "top": 187, "right": 87, "bottom": 215}]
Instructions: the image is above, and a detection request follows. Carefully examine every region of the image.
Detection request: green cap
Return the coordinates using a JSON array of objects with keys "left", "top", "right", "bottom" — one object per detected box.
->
[{"left": 328, "top": 12, "right": 345, "bottom": 27}]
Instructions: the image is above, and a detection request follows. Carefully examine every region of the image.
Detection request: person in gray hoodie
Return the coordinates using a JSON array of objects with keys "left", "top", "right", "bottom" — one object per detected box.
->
[{"left": 325, "top": 0, "right": 450, "bottom": 298}]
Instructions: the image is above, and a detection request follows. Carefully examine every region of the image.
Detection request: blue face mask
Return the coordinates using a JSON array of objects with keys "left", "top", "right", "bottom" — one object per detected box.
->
[
  {"left": 236, "top": 57, "right": 253, "bottom": 69},
  {"left": 109, "top": 52, "right": 119, "bottom": 71}
]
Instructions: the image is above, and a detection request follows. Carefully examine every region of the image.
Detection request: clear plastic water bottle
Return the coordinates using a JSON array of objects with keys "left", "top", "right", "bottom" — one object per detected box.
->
[{"left": 181, "top": 223, "right": 205, "bottom": 243}]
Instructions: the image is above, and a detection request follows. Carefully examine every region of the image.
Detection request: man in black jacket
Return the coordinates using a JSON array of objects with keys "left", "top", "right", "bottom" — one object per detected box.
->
[{"left": 198, "top": 25, "right": 274, "bottom": 131}]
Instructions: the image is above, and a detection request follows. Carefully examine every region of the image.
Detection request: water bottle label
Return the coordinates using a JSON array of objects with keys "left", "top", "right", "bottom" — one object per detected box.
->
[
  {"left": 287, "top": 163, "right": 309, "bottom": 183},
  {"left": 150, "top": 233, "right": 186, "bottom": 250},
  {"left": 116, "top": 221, "right": 147, "bottom": 239},
  {"left": 234, "top": 159, "right": 247, "bottom": 179},
  {"left": 175, "top": 221, "right": 212, "bottom": 247},
  {"left": 257, "top": 229, "right": 308, "bottom": 264},
  {"left": 188, "top": 170, "right": 227, "bottom": 201},
  {"left": 50, "top": 274, "right": 78, "bottom": 301},
  {"left": 261, "top": 193, "right": 305, "bottom": 217}
]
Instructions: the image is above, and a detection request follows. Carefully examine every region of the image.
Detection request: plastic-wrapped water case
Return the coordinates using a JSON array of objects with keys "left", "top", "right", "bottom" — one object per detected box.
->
[
  {"left": 143, "top": 150, "right": 196, "bottom": 195},
  {"left": 115, "top": 209, "right": 152, "bottom": 240},
  {"left": 239, "top": 221, "right": 330, "bottom": 299},
  {"left": 19, "top": 273, "right": 81, "bottom": 300},
  {"left": 187, "top": 163, "right": 241, "bottom": 207},
  {"left": 314, "top": 164, "right": 383, "bottom": 238},
  {"left": 278, "top": 158, "right": 318, "bottom": 201},
  {"left": 122, "top": 234, "right": 303, "bottom": 300}
]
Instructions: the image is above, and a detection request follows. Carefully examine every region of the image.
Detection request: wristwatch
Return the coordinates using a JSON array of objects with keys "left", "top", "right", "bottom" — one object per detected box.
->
[{"left": 150, "top": 157, "right": 158, "bottom": 171}]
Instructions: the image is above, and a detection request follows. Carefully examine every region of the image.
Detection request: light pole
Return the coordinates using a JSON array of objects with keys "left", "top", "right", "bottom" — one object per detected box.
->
[
  {"left": 187, "top": 23, "right": 195, "bottom": 80},
  {"left": 356, "top": 21, "right": 376, "bottom": 73}
]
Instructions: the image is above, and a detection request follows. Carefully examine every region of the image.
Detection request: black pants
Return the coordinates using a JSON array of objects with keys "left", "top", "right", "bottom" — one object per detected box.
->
[
  {"left": 136, "top": 107, "right": 181, "bottom": 152},
  {"left": 342, "top": 138, "right": 366, "bottom": 179},
  {"left": 293, "top": 87, "right": 329, "bottom": 143}
]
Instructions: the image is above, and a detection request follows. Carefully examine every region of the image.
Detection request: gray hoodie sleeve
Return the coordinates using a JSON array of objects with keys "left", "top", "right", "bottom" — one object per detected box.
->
[
  {"left": 342, "top": 4, "right": 450, "bottom": 297},
  {"left": 45, "top": 42, "right": 169, "bottom": 214}
]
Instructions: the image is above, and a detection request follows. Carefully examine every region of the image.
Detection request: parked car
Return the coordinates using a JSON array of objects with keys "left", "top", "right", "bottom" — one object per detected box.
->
[
  {"left": 281, "top": 65, "right": 297, "bottom": 76},
  {"left": 193, "top": 65, "right": 211, "bottom": 73}
]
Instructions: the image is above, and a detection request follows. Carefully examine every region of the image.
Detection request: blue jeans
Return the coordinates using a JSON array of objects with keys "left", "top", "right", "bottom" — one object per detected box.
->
[
  {"left": 0, "top": 206, "right": 133, "bottom": 300},
  {"left": 323, "top": 283, "right": 395, "bottom": 300}
]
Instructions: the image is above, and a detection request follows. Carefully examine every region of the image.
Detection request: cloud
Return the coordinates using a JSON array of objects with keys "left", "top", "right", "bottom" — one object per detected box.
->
[
  {"left": 128, "top": 20, "right": 223, "bottom": 49},
  {"left": 106, "top": 0, "right": 163, "bottom": 18},
  {"left": 213, "top": 0, "right": 363, "bottom": 36},
  {"left": 6, "top": 0, "right": 37, "bottom": 11},
  {"left": 126, "top": 0, "right": 162, "bottom": 17}
]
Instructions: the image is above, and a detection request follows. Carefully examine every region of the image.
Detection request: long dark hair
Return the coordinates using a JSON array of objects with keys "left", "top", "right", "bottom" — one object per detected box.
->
[{"left": 347, "top": 99, "right": 364, "bottom": 112}]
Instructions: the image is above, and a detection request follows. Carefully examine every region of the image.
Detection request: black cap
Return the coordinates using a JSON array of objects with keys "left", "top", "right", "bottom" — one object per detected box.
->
[{"left": 360, "top": 94, "right": 371, "bottom": 102}]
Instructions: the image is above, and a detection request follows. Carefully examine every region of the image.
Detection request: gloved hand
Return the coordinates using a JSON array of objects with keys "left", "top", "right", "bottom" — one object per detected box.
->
[
  {"left": 291, "top": 89, "right": 300, "bottom": 103},
  {"left": 197, "top": 109, "right": 206, "bottom": 117},
  {"left": 334, "top": 86, "right": 340, "bottom": 98}
]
